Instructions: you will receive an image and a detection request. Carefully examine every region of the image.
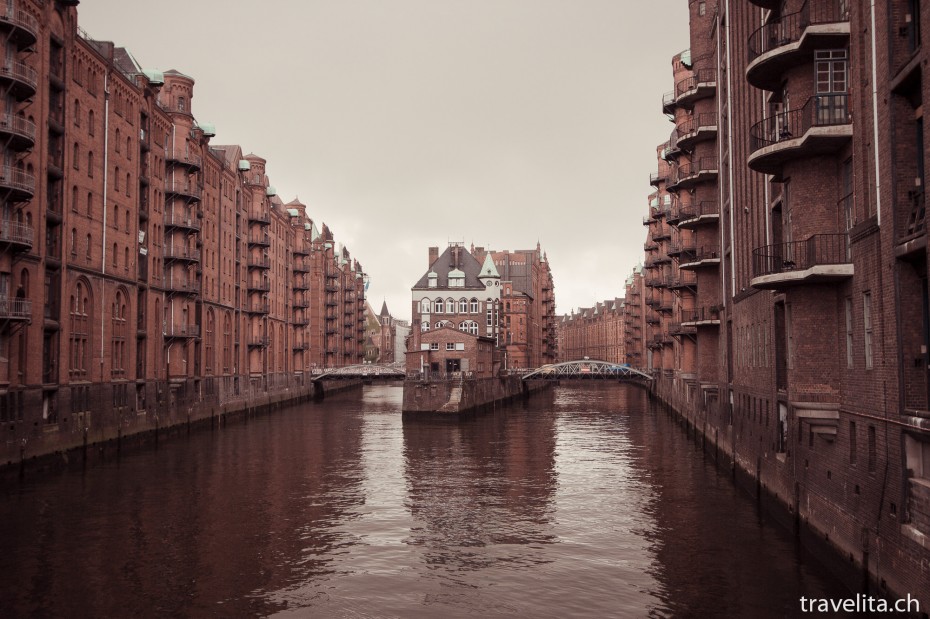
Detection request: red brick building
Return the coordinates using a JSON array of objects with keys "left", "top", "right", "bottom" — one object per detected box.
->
[
  {"left": 0, "top": 1, "right": 366, "bottom": 460},
  {"left": 576, "top": 0, "right": 930, "bottom": 605}
]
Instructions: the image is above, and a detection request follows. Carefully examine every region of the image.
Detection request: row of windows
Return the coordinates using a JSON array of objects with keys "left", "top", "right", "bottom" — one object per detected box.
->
[
  {"left": 421, "top": 320, "right": 480, "bottom": 335},
  {"left": 420, "top": 297, "right": 496, "bottom": 314}
]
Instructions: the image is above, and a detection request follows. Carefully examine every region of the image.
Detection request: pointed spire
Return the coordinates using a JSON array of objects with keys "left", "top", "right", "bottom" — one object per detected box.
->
[
  {"left": 478, "top": 252, "right": 500, "bottom": 279},
  {"left": 380, "top": 300, "right": 390, "bottom": 317}
]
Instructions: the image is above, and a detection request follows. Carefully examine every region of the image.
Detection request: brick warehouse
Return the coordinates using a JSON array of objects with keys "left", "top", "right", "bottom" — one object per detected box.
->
[
  {"left": 559, "top": 0, "right": 930, "bottom": 605},
  {"left": 0, "top": 1, "right": 367, "bottom": 465}
]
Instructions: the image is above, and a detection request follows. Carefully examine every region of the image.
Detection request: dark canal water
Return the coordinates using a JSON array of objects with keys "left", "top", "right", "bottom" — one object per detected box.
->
[{"left": 0, "top": 384, "right": 851, "bottom": 617}]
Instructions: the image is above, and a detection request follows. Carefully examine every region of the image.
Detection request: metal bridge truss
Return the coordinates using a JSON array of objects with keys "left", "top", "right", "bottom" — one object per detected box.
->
[
  {"left": 522, "top": 360, "right": 653, "bottom": 381},
  {"left": 313, "top": 362, "right": 405, "bottom": 381}
]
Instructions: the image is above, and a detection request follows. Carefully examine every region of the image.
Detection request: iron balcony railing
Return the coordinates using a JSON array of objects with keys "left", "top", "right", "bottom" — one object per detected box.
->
[
  {"left": 677, "top": 200, "right": 719, "bottom": 223},
  {"left": 681, "top": 306, "right": 721, "bottom": 323},
  {"left": 752, "top": 233, "right": 850, "bottom": 278},
  {"left": 669, "top": 157, "right": 717, "bottom": 186},
  {"left": 0, "top": 295, "right": 30, "bottom": 319},
  {"left": 680, "top": 245, "right": 721, "bottom": 264},
  {"left": 165, "top": 179, "right": 203, "bottom": 200},
  {"left": 0, "top": 220, "right": 33, "bottom": 247},
  {"left": 0, "top": 165, "right": 35, "bottom": 195},
  {"left": 0, "top": 113, "right": 35, "bottom": 145},
  {"left": 675, "top": 68, "right": 716, "bottom": 98},
  {"left": 166, "top": 150, "right": 202, "bottom": 169},
  {"left": 676, "top": 113, "right": 717, "bottom": 139},
  {"left": 749, "top": 94, "right": 851, "bottom": 154},
  {"left": 163, "top": 210, "right": 201, "bottom": 230},
  {"left": 163, "top": 245, "right": 201, "bottom": 262},
  {"left": 0, "top": 3, "right": 39, "bottom": 41},
  {"left": 748, "top": 0, "right": 850, "bottom": 62},
  {"left": 163, "top": 323, "right": 200, "bottom": 338},
  {"left": 0, "top": 60, "right": 37, "bottom": 92}
]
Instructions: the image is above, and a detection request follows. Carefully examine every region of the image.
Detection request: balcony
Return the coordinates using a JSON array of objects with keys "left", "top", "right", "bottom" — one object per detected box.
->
[
  {"left": 292, "top": 260, "right": 310, "bottom": 273},
  {"left": 294, "top": 298, "right": 309, "bottom": 309},
  {"left": 0, "top": 3, "right": 39, "bottom": 49},
  {"left": 0, "top": 296, "right": 30, "bottom": 321},
  {"left": 164, "top": 210, "right": 201, "bottom": 231},
  {"left": 293, "top": 244, "right": 310, "bottom": 256},
  {"left": 165, "top": 179, "right": 203, "bottom": 202},
  {"left": 163, "top": 323, "right": 200, "bottom": 339},
  {"left": 667, "top": 272, "right": 697, "bottom": 290},
  {"left": 0, "top": 60, "right": 37, "bottom": 100},
  {"left": 0, "top": 114, "right": 35, "bottom": 150},
  {"left": 681, "top": 306, "right": 721, "bottom": 327},
  {"left": 0, "top": 220, "right": 33, "bottom": 251},
  {"left": 163, "top": 244, "right": 200, "bottom": 263},
  {"left": 751, "top": 233, "right": 852, "bottom": 289},
  {"left": 674, "top": 68, "right": 716, "bottom": 109},
  {"left": 667, "top": 157, "right": 718, "bottom": 193},
  {"left": 163, "top": 277, "right": 199, "bottom": 295},
  {"left": 246, "top": 302, "right": 270, "bottom": 315},
  {"left": 248, "top": 210, "right": 271, "bottom": 224},
  {"left": 748, "top": 94, "right": 852, "bottom": 179},
  {"left": 166, "top": 150, "right": 202, "bottom": 171},
  {"left": 747, "top": 0, "right": 850, "bottom": 91},
  {"left": 662, "top": 90, "right": 677, "bottom": 115},
  {"left": 293, "top": 279, "right": 309, "bottom": 291},
  {"left": 676, "top": 113, "right": 717, "bottom": 151},
  {"left": 0, "top": 165, "right": 34, "bottom": 200},
  {"left": 247, "top": 280, "right": 270, "bottom": 292},
  {"left": 653, "top": 225, "right": 671, "bottom": 241},
  {"left": 677, "top": 200, "right": 720, "bottom": 229},
  {"left": 247, "top": 255, "right": 271, "bottom": 269},
  {"left": 649, "top": 171, "right": 666, "bottom": 188},
  {"left": 248, "top": 336, "right": 270, "bottom": 348},
  {"left": 679, "top": 245, "right": 721, "bottom": 270},
  {"left": 669, "top": 322, "right": 697, "bottom": 337},
  {"left": 248, "top": 232, "right": 270, "bottom": 247}
]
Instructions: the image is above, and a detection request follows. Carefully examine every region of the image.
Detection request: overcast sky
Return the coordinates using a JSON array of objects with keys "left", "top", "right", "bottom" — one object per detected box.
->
[{"left": 79, "top": 1, "right": 689, "bottom": 321}]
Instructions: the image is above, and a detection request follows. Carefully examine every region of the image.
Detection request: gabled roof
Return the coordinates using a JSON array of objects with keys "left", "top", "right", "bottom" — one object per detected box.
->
[{"left": 413, "top": 245, "right": 485, "bottom": 290}]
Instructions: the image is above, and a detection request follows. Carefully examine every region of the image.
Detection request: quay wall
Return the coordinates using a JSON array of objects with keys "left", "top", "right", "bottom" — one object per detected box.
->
[
  {"left": 1, "top": 375, "right": 362, "bottom": 478},
  {"left": 650, "top": 377, "right": 930, "bottom": 615},
  {"left": 402, "top": 376, "right": 550, "bottom": 416}
]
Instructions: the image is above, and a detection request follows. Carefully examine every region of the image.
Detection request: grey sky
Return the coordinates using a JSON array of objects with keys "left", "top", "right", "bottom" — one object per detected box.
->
[{"left": 79, "top": 1, "right": 689, "bottom": 321}]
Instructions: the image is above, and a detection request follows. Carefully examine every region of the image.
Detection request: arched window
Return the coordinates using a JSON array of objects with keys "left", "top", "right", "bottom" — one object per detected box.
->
[
  {"left": 205, "top": 309, "right": 215, "bottom": 375},
  {"left": 470, "top": 298, "right": 479, "bottom": 313},
  {"left": 111, "top": 288, "right": 127, "bottom": 377},
  {"left": 114, "top": 166, "right": 120, "bottom": 191},
  {"left": 459, "top": 298, "right": 468, "bottom": 313},
  {"left": 87, "top": 151, "right": 94, "bottom": 177},
  {"left": 421, "top": 321, "right": 430, "bottom": 332},
  {"left": 72, "top": 142, "right": 79, "bottom": 169},
  {"left": 446, "top": 298, "right": 454, "bottom": 313},
  {"left": 435, "top": 320, "right": 451, "bottom": 329},
  {"left": 115, "top": 129, "right": 121, "bottom": 152},
  {"left": 71, "top": 185, "right": 77, "bottom": 211},
  {"left": 88, "top": 110, "right": 94, "bottom": 135},
  {"left": 223, "top": 312, "right": 232, "bottom": 373},
  {"left": 459, "top": 320, "right": 479, "bottom": 336},
  {"left": 70, "top": 228, "right": 76, "bottom": 255},
  {"left": 434, "top": 297, "right": 444, "bottom": 313},
  {"left": 86, "top": 192, "right": 93, "bottom": 216},
  {"left": 85, "top": 234, "right": 92, "bottom": 259},
  {"left": 73, "top": 99, "right": 80, "bottom": 126},
  {"left": 420, "top": 298, "right": 431, "bottom": 313},
  {"left": 70, "top": 280, "right": 92, "bottom": 378}
]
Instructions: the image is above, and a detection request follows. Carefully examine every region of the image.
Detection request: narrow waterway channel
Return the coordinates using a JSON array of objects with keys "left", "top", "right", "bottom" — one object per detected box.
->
[{"left": 0, "top": 384, "right": 851, "bottom": 617}]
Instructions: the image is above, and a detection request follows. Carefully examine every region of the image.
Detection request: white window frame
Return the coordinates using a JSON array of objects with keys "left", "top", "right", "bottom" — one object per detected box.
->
[{"left": 863, "top": 292, "right": 873, "bottom": 369}]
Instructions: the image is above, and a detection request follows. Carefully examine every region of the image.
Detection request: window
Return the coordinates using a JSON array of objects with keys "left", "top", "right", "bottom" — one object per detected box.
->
[
  {"left": 446, "top": 298, "right": 455, "bottom": 313},
  {"left": 88, "top": 151, "right": 94, "bottom": 177},
  {"left": 74, "top": 99, "right": 80, "bottom": 126},
  {"left": 88, "top": 110, "right": 94, "bottom": 135},
  {"left": 868, "top": 425, "right": 876, "bottom": 472},
  {"left": 446, "top": 342, "right": 455, "bottom": 351},
  {"left": 421, "top": 321, "right": 429, "bottom": 332},
  {"left": 429, "top": 342, "right": 439, "bottom": 351},
  {"left": 421, "top": 298, "right": 431, "bottom": 313},
  {"left": 459, "top": 298, "right": 468, "bottom": 313},
  {"left": 177, "top": 97, "right": 186, "bottom": 112},
  {"left": 845, "top": 297, "right": 854, "bottom": 368},
  {"left": 115, "top": 129, "right": 121, "bottom": 153},
  {"left": 470, "top": 298, "right": 479, "bottom": 313},
  {"left": 434, "top": 297, "right": 444, "bottom": 313},
  {"left": 863, "top": 292, "right": 873, "bottom": 369},
  {"left": 72, "top": 143, "right": 79, "bottom": 169}
]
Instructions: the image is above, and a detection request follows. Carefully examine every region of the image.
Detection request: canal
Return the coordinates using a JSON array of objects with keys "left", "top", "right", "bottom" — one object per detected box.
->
[{"left": 0, "top": 384, "right": 851, "bottom": 617}]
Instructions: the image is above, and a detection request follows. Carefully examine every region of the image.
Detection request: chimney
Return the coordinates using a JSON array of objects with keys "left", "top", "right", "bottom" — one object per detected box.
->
[{"left": 428, "top": 246, "right": 439, "bottom": 267}]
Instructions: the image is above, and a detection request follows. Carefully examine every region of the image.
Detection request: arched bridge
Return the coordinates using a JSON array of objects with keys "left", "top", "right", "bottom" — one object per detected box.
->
[
  {"left": 312, "top": 362, "right": 406, "bottom": 382},
  {"left": 522, "top": 360, "right": 653, "bottom": 382}
]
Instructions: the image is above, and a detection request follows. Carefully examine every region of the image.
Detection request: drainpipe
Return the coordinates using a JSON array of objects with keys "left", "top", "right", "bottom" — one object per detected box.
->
[
  {"left": 870, "top": 0, "right": 882, "bottom": 225},
  {"left": 724, "top": 0, "right": 737, "bottom": 300},
  {"left": 100, "top": 69, "right": 110, "bottom": 374}
]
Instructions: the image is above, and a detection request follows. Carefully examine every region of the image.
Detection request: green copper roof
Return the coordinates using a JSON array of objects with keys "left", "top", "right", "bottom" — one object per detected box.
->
[
  {"left": 265, "top": 186, "right": 277, "bottom": 197},
  {"left": 681, "top": 49, "right": 692, "bottom": 68},
  {"left": 238, "top": 160, "right": 250, "bottom": 171},
  {"left": 310, "top": 222, "right": 321, "bottom": 240},
  {"left": 478, "top": 253, "right": 500, "bottom": 278},
  {"left": 287, "top": 208, "right": 300, "bottom": 217},
  {"left": 142, "top": 69, "right": 164, "bottom": 85},
  {"left": 197, "top": 122, "right": 216, "bottom": 137}
]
